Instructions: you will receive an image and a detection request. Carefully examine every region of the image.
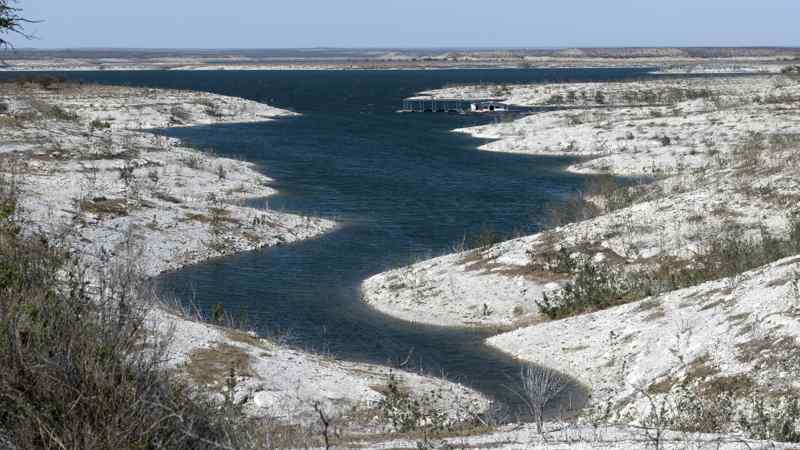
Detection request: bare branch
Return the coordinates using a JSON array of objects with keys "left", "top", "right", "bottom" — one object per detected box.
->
[
  {"left": 0, "top": 0, "right": 38, "bottom": 50},
  {"left": 509, "top": 364, "right": 568, "bottom": 433}
]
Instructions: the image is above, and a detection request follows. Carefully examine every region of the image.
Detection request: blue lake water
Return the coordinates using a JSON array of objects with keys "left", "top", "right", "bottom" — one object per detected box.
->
[{"left": 35, "top": 68, "right": 656, "bottom": 416}]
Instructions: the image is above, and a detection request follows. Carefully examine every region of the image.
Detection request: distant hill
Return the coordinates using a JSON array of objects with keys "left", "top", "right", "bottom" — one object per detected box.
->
[{"left": 7, "top": 47, "right": 800, "bottom": 62}]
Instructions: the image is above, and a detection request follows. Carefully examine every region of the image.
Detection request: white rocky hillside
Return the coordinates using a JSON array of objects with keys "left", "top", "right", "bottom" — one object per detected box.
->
[
  {"left": 365, "top": 75, "right": 800, "bottom": 329},
  {"left": 1, "top": 82, "right": 326, "bottom": 276},
  {"left": 362, "top": 171, "right": 799, "bottom": 329},
  {"left": 0, "top": 80, "right": 488, "bottom": 423},
  {"left": 417, "top": 75, "right": 800, "bottom": 176},
  {"left": 361, "top": 74, "right": 800, "bottom": 435},
  {"left": 489, "top": 254, "right": 800, "bottom": 420}
]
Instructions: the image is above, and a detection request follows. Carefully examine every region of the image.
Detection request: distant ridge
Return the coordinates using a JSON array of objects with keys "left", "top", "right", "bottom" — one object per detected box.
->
[{"left": 6, "top": 47, "right": 800, "bottom": 60}]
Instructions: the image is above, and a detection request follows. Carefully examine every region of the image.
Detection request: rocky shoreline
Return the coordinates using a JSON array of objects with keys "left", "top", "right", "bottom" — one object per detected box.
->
[
  {"left": 0, "top": 79, "right": 488, "bottom": 425},
  {"left": 361, "top": 72, "right": 800, "bottom": 437},
  {"left": 4, "top": 70, "right": 799, "bottom": 447}
]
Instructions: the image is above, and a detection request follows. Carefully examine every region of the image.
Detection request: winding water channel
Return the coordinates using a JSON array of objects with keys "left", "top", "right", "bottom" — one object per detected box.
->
[{"left": 55, "top": 68, "right": 654, "bottom": 415}]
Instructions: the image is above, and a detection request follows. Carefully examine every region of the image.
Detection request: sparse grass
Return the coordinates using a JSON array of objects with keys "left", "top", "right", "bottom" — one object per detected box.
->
[
  {"left": 735, "top": 336, "right": 777, "bottom": 363},
  {"left": 0, "top": 115, "right": 19, "bottom": 128},
  {"left": 653, "top": 383, "right": 800, "bottom": 443},
  {"left": 80, "top": 197, "right": 128, "bottom": 216},
  {"left": 700, "top": 374, "right": 754, "bottom": 398},
  {"left": 648, "top": 377, "right": 678, "bottom": 395},
  {"left": 542, "top": 194, "right": 601, "bottom": 228},
  {"left": 242, "top": 231, "right": 263, "bottom": 244},
  {"left": 684, "top": 355, "right": 720, "bottom": 384},
  {"left": 28, "top": 99, "right": 79, "bottom": 121},
  {"left": 732, "top": 131, "right": 767, "bottom": 171},
  {"left": 184, "top": 343, "right": 254, "bottom": 386},
  {"left": 184, "top": 212, "right": 211, "bottom": 223}
]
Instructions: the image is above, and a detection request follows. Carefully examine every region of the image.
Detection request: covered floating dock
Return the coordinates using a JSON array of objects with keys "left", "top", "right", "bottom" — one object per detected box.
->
[{"left": 399, "top": 98, "right": 509, "bottom": 114}]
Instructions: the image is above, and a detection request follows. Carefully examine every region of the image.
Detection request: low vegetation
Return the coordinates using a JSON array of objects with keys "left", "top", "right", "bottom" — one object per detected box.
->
[
  {"left": 0, "top": 175, "right": 349, "bottom": 449},
  {"left": 79, "top": 196, "right": 129, "bottom": 216},
  {"left": 0, "top": 181, "right": 258, "bottom": 448},
  {"left": 0, "top": 175, "right": 489, "bottom": 448},
  {"left": 537, "top": 220, "right": 800, "bottom": 319},
  {"left": 543, "top": 174, "right": 653, "bottom": 228},
  {"left": 635, "top": 387, "right": 800, "bottom": 445}
]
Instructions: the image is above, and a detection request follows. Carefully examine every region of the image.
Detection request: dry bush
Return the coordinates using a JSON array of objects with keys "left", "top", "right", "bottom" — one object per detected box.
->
[
  {"left": 515, "top": 365, "right": 567, "bottom": 433},
  {"left": 373, "top": 373, "right": 485, "bottom": 450},
  {"left": 542, "top": 174, "right": 654, "bottom": 229},
  {"left": 1, "top": 213, "right": 213, "bottom": 448},
  {"left": 27, "top": 99, "right": 79, "bottom": 121},
  {"left": 79, "top": 196, "right": 128, "bottom": 216},
  {"left": 0, "top": 180, "right": 308, "bottom": 449},
  {"left": 198, "top": 99, "right": 225, "bottom": 118},
  {"left": 182, "top": 153, "right": 204, "bottom": 170},
  {"left": 537, "top": 221, "right": 800, "bottom": 320},
  {"left": 170, "top": 105, "right": 192, "bottom": 124},
  {"left": 637, "top": 386, "right": 800, "bottom": 443},
  {"left": 542, "top": 194, "right": 601, "bottom": 228}
]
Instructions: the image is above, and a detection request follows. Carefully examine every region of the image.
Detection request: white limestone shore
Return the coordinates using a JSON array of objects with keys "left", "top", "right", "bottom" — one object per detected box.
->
[
  {"left": 361, "top": 73, "right": 800, "bottom": 443},
  {"left": 0, "top": 80, "right": 488, "bottom": 424}
]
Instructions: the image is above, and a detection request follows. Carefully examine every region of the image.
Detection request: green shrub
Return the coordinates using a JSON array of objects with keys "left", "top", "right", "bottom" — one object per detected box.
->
[
  {"left": 642, "top": 384, "right": 800, "bottom": 443},
  {"left": 90, "top": 118, "right": 111, "bottom": 130},
  {"left": 670, "top": 388, "right": 736, "bottom": 434},
  {"left": 537, "top": 221, "right": 800, "bottom": 320},
  {"left": 47, "top": 105, "right": 79, "bottom": 121},
  {"left": 739, "top": 393, "right": 800, "bottom": 443},
  {"left": 377, "top": 373, "right": 449, "bottom": 434},
  {"left": 537, "top": 260, "right": 630, "bottom": 319}
]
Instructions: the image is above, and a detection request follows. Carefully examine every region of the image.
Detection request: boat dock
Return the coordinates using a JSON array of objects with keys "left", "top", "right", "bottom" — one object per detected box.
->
[{"left": 399, "top": 98, "right": 509, "bottom": 114}]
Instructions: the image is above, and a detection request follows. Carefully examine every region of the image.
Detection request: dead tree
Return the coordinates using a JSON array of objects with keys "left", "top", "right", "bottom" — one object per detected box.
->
[
  {"left": 518, "top": 364, "right": 567, "bottom": 433},
  {"left": 0, "top": 0, "right": 35, "bottom": 49}
]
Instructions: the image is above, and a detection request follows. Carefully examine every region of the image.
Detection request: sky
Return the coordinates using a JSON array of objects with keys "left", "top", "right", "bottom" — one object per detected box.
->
[{"left": 13, "top": 0, "right": 800, "bottom": 49}]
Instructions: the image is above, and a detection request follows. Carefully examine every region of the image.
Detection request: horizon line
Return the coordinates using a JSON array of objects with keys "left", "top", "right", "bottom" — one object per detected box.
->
[{"left": 10, "top": 45, "right": 800, "bottom": 52}]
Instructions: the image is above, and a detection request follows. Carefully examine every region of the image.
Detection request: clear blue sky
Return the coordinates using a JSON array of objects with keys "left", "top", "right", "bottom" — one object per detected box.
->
[{"left": 16, "top": 0, "right": 800, "bottom": 49}]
